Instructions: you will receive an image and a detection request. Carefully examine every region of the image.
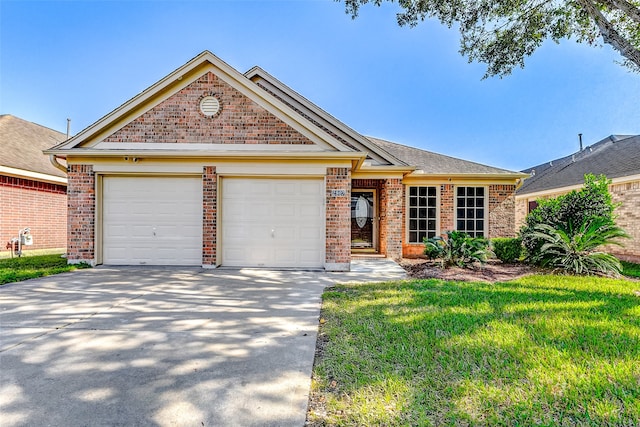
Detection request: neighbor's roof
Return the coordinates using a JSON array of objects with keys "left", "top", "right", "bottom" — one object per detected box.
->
[
  {"left": 0, "top": 115, "right": 67, "bottom": 179},
  {"left": 518, "top": 135, "right": 640, "bottom": 195},
  {"left": 367, "top": 137, "right": 524, "bottom": 176}
]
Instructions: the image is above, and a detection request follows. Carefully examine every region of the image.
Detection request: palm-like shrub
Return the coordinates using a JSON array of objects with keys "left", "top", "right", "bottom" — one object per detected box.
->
[
  {"left": 521, "top": 174, "right": 617, "bottom": 264},
  {"left": 424, "top": 231, "right": 490, "bottom": 268},
  {"left": 531, "top": 217, "right": 629, "bottom": 276}
]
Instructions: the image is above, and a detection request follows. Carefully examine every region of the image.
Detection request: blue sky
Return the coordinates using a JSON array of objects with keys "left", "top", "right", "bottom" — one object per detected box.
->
[{"left": 1, "top": 0, "right": 639, "bottom": 171}]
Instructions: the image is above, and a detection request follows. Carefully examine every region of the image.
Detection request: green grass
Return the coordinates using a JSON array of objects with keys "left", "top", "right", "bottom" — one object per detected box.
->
[
  {"left": 0, "top": 254, "right": 90, "bottom": 285},
  {"left": 622, "top": 261, "right": 640, "bottom": 278},
  {"left": 310, "top": 275, "right": 640, "bottom": 426}
]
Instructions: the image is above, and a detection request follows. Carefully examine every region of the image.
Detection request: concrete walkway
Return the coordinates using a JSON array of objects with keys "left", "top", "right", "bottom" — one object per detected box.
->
[{"left": 0, "top": 259, "right": 405, "bottom": 427}]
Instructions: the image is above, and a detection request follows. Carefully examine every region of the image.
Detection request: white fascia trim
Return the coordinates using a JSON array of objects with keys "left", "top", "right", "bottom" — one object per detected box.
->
[
  {"left": 0, "top": 165, "right": 67, "bottom": 184},
  {"left": 48, "top": 148, "right": 366, "bottom": 161},
  {"left": 92, "top": 142, "right": 328, "bottom": 151},
  {"left": 406, "top": 172, "right": 528, "bottom": 180},
  {"left": 516, "top": 173, "right": 640, "bottom": 200},
  {"left": 247, "top": 68, "right": 407, "bottom": 166}
]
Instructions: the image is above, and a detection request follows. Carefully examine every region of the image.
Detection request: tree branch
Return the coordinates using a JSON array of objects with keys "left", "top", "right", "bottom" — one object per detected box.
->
[
  {"left": 599, "top": 0, "right": 640, "bottom": 24},
  {"left": 576, "top": 0, "right": 640, "bottom": 68}
]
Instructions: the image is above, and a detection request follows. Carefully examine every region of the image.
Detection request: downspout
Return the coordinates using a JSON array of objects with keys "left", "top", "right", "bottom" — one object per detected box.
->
[{"left": 49, "top": 154, "right": 68, "bottom": 173}]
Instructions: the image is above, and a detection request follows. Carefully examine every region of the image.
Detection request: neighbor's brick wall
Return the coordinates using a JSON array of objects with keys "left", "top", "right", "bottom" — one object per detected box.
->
[
  {"left": 515, "top": 198, "right": 528, "bottom": 230},
  {"left": 105, "top": 72, "right": 313, "bottom": 145},
  {"left": 67, "top": 165, "right": 95, "bottom": 263},
  {"left": 380, "top": 179, "right": 403, "bottom": 260},
  {"left": 488, "top": 184, "right": 517, "bottom": 238},
  {"left": 202, "top": 166, "right": 217, "bottom": 266},
  {"left": 608, "top": 181, "right": 640, "bottom": 262},
  {"left": 326, "top": 167, "right": 351, "bottom": 270},
  {"left": 0, "top": 176, "right": 67, "bottom": 251}
]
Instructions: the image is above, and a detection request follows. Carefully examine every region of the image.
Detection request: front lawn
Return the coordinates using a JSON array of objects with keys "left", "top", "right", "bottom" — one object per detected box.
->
[
  {"left": 0, "top": 254, "right": 90, "bottom": 285},
  {"left": 309, "top": 275, "right": 640, "bottom": 426}
]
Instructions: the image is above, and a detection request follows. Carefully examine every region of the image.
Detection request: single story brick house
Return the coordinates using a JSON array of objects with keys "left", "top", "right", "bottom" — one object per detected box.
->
[
  {"left": 516, "top": 134, "right": 640, "bottom": 262},
  {"left": 1, "top": 114, "right": 67, "bottom": 253},
  {"left": 46, "top": 51, "right": 526, "bottom": 270}
]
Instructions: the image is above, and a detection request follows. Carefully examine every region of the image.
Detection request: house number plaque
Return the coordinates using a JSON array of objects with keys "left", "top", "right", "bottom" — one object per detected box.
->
[{"left": 331, "top": 189, "right": 347, "bottom": 197}]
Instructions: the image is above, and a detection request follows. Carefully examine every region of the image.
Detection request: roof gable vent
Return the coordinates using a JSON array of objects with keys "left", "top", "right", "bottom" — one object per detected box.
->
[{"left": 199, "top": 95, "right": 220, "bottom": 117}]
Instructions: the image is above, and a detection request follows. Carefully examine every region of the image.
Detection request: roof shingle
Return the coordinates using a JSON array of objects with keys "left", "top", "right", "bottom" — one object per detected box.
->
[
  {"left": 367, "top": 137, "right": 521, "bottom": 175},
  {"left": 0, "top": 115, "right": 67, "bottom": 178},
  {"left": 518, "top": 135, "right": 640, "bottom": 195}
]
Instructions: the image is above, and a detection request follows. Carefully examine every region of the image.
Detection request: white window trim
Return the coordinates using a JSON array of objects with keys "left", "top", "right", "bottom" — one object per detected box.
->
[
  {"left": 454, "top": 185, "right": 488, "bottom": 237},
  {"left": 405, "top": 185, "right": 440, "bottom": 244}
]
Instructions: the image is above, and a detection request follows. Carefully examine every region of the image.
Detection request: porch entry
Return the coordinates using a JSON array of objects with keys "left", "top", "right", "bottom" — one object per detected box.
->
[{"left": 351, "top": 189, "right": 378, "bottom": 252}]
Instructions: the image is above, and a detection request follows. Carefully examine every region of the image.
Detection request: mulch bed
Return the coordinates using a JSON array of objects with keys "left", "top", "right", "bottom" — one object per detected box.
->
[{"left": 400, "top": 258, "right": 543, "bottom": 283}]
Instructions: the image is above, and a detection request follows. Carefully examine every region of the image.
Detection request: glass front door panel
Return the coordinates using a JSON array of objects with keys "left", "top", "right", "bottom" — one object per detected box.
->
[{"left": 351, "top": 191, "right": 375, "bottom": 249}]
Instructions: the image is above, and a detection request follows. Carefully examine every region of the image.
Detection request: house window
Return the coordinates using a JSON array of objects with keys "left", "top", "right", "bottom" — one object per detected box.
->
[
  {"left": 407, "top": 186, "right": 438, "bottom": 243},
  {"left": 455, "top": 186, "right": 486, "bottom": 237},
  {"left": 528, "top": 200, "right": 539, "bottom": 213}
]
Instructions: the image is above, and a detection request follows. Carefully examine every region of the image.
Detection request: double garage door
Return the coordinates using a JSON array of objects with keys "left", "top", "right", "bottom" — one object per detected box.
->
[{"left": 102, "top": 176, "right": 324, "bottom": 267}]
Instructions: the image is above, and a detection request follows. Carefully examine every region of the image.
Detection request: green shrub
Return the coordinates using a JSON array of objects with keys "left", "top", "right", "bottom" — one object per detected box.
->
[
  {"left": 491, "top": 237, "right": 522, "bottom": 263},
  {"left": 424, "top": 231, "right": 490, "bottom": 268},
  {"left": 520, "top": 174, "right": 618, "bottom": 264},
  {"left": 531, "top": 217, "right": 629, "bottom": 276}
]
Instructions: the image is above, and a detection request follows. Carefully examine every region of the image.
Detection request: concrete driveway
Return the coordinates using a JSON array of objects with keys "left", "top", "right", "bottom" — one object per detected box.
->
[{"left": 0, "top": 260, "right": 405, "bottom": 426}]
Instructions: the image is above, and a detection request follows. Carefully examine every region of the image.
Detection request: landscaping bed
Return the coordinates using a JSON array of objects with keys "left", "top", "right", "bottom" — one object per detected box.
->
[{"left": 400, "top": 258, "right": 542, "bottom": 283}]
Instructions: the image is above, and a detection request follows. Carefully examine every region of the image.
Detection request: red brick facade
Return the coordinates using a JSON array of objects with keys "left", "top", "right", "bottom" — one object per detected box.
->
[
  {"left": 488, "top": 184, "right": 517, "bottom": 238},
  {"left": 402, "top": 183, "right": 517, "bottom": 257},
  {"left": 104, "top": 72, "right": 313, "bottom": 145},
  {"left": 380, "top": 179, "right": 403, "bottom": 260},
  {"left": 67, "top": 165, "right": 95, "bottom": 264},
  {"left": 202, "top": 166, "right": 217, "bottom": 267},
  {"left": 0, "top": 175, "right": 67, "bottom": 252},
  {"left": 325, "top": 167, "right": 351, "bottom": 271}
]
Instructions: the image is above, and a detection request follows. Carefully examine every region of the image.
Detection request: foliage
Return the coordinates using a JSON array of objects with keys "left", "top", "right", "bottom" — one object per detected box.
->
[
  {"left": 520, "top": 174, "right": 618, "bottom": 264},
  {"left": 0, "top": 254, "right": 90, "bottom": 285},
  {"left": 621, "top": 260, "right": 640, "bottom": 278},
  {"left": 341, "top": 0, "right": 640, "bottom": 78},
  {"left": 424, "top": 230, "right": 490, "bottom": 267},
  {"left": 491, "top": 237, "right": 523, "bottom": 263},
  {"left": 310, "top": 275, "right": 640, "bottom": 425},
  {"left": 531, "top": 217, "right": 629, "bottom": 276}
]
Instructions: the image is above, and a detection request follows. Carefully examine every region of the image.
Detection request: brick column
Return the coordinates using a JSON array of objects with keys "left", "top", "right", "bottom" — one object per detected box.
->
[
  {"left": 380, "top": 178, "right": 403, "bottom": 260},
  {"left": 488, "top": 184, "right": 516, "bottom": 238},
  {"left": 67, "top": 165, "right": 95, "bottom": 265},
  {"left": 440, "top": 184, "right": 455, "bottom": 234},
  {"left": 202, "top": 166, "right": 217, "bottom": 267},
  {"left": 325, "top": 167, "right": 351, "bottom": 271}
]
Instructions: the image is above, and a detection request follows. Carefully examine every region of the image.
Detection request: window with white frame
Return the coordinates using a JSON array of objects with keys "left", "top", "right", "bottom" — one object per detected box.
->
[
  {"left": 455, "top": 186, "right": 486, "bottom": 237},
  {"left": 407, "top": 186, "right": 438, "bottom": 243}
]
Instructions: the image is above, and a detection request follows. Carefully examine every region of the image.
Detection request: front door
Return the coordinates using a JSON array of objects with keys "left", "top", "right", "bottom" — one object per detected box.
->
[{"left": 351, "top": 190, "right": 377, "bottom": 252}]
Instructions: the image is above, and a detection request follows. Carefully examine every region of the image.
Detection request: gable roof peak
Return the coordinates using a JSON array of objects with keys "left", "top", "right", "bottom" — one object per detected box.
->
[{"left": 47, "top": 50, "right": 356, "bottom": 153}]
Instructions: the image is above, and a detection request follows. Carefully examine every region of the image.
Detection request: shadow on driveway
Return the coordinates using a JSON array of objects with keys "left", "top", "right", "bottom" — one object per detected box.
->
[
  {"left": 0, "top": 267, "right": 334, "bottom": 426},
  {"left": 1, "top": 261, "right": 406, "bottom": 426}
]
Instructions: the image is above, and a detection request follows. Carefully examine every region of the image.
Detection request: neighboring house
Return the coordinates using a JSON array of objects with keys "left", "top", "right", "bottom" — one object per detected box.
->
[
  {"left": 0, "top": 114, "right": 68, "bottom": 252},
  {"left": 45, "top": 51, "right": 526, "bottom": 270},
  {"left": 516, "top": 135, "right": 640, "bottom": 262}
]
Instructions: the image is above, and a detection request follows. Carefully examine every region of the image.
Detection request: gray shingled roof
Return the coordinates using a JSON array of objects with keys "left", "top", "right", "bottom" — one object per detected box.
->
[
  {"left": 518, "top": 135, "right": 640, "bottom": 195},
  {"left": 0, "top": 115, "right": 67, "bottom": 179},
  {"left": 367, "top": 137, "right": 521, "bottom": 175}
]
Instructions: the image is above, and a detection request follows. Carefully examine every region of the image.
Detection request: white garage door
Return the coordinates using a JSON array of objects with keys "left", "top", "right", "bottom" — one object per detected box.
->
[
  {"left": 102, "top": 176, "right": 202, "bottom": 265},
  {"left": 222, "top": 178, "right": 324, "bottom": 268}
]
